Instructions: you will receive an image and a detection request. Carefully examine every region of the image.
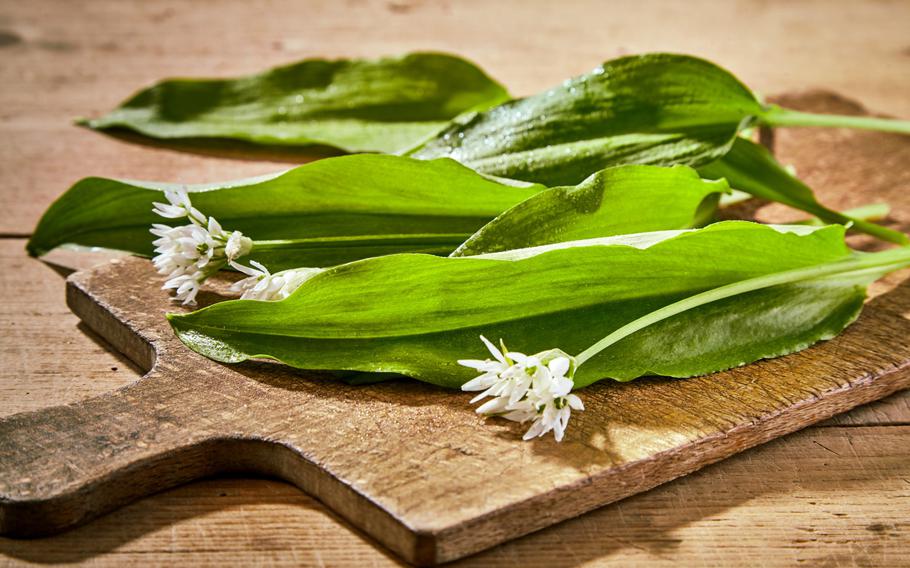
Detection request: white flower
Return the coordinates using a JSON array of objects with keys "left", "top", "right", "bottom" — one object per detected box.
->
[
  {"left": 459, "top": 336, "right": 583, "bottom": 442},
  {"left": 225, "top": 231, "right": 247, "bottom": 261},
  {"left": 152, "top": 187, "right": 204, "bottom": 221},
  {"left": 229, "top": 260, "right": 322, "bottom": 301},
  {"left": 150, "top": 187, "right": 252, "bottom": 305},
  {"left": 459, "top": 335, "right": 514, "bottom": 392}
]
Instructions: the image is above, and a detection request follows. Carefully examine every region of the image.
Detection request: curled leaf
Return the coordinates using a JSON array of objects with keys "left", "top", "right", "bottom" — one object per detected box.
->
[
  {"left": 30, "top": 158, "right": 734, "bottom": 270},
  {"left": 407, "top": 52, "right": 905, "bottom": 244},
  {"left": 452, "top": 165, "right": 728, "bottom": 256}
]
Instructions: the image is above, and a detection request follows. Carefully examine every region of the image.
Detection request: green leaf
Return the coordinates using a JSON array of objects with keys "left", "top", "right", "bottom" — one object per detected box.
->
[
  {"left": 403, "top": 53, "right": 904, "bottom": 244},
  {"left": 81, "top": 52, "right": 510, "bottom": 154},
  {"left": 30, "top": 158, "right": 732, "bottom": 270},
  {"left": 407, "top": 53, "right": 762, "bottom": 186},
  {"left": 697, "top": 138, "right": 909, "bottom": 245},
  {"left": 452, "top": 165, "right": 728, "bottom": 256},
  {"left": 168, "top": 222, "right": 902, "bottom": 389},
  {"left": 27, "top": 155, "right": 543, "bottom": 269}
]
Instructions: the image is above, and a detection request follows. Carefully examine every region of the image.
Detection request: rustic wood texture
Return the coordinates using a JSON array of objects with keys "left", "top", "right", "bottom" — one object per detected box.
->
[
  {"left": 2, "top": 97, "right": 910, "bottom": 565},
  {"left": 1, "top": 244, "right": 909, "bottom": 565},
  {"left": 0, "top": 427, "right": 906, "bottom": 568},
  {"left": 2, "top": 218, "right": 910, "bottom": 566},
  {"left": 3, "top": 0, "right": 910, "bottom": 236},
  {"left": 2, "top": 0, "right": 910, "bottom": 566}
]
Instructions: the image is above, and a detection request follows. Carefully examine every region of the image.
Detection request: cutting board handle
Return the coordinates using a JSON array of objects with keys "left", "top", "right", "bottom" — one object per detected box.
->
[{"left": 0, "top": 374, "right": 248, "bottom": 537}]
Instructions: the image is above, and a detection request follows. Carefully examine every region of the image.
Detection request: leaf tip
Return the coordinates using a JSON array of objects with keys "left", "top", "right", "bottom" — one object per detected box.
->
[
  {"left": 165, "top": 311, "right": 179, "bottom": 321},
  {"left": 24, "top": 238, "right": 43, "bottom": 258}
]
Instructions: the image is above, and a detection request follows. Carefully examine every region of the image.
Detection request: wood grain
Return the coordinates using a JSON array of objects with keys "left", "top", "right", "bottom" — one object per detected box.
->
[
  {"left": 2, "top": 0, "right": 910, "bottom": 565},
  {"left": 2, "top": 193, "right": 909, "bottom": 564},
  {"left": 1, "top": 426, "right": 906, "bottom": 568},
  {"left": 0, "top": 242, "right": 135, "bottom": 416},
  {"left": 3, "top": 0, "right": 910, "bottom": 235}
]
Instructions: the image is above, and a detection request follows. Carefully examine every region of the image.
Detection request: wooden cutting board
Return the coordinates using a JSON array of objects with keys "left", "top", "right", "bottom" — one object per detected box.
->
[{"left": 1, "top": 93, "right": 909, "bottom": 566}]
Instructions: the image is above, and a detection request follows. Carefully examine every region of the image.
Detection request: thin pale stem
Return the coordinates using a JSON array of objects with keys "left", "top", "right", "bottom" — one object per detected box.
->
[
  {"left": 802, "top": 208, "right": 906, "bottom": 245},
  {"left": 251, "top": 233, "right": 473, "bottom": 253},
  {"left": 759, "top": 106, "right": 910, "bottom": 135},
  {"left": 797, "top": 203, "right": 890, "bottom": 227},
  {"left": 574, "top": 246, "right": 910, "bottom": 366}
]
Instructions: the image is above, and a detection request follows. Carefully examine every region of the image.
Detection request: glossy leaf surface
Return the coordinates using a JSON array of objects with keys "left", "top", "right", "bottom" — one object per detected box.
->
[
  {"left": 452, "top": 165, "right": 728, "bottom": 256},
  {"left": 406, "top": 53, "right": 904, "bottom": 244},
  {"left": 169, "top": 222, "right": 880, "bottom": 388},
  {"left": 408, "top": 53, "right": 762, "bottom": 186},
  {"left": 82, "top": 52, "right": 509, "bottom": 153},
  {"left": 31, "top": 158, "right": 735, "bottom": 269},
  {"left": 28, "top": 155, "right": 542, "bottom": 270}
]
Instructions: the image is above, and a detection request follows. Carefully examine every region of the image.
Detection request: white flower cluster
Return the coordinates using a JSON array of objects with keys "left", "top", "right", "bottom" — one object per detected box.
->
[
  {"left": 150, "top": 188, "right": 252, "bottom": 305},
  {"left": 229, "top": 260, "right": 321, "bottom": 301},
  {"left": 459, "top": 336, "right": 584, "bottom": 442}
]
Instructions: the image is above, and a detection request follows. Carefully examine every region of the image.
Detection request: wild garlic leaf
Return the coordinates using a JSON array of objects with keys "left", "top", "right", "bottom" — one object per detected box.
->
[
  {"left": 697, "top": 138, "right": 909, "bottom": 245},
  {"left": 81, "top": 52, "right": 509, "bottom": 154},
  {"left": 407, "top": 53, "right": 762, "bottom": 186},
  {"left": 406, "top": 52, "right": 905, "bottom": 244},
  {"left": 27, "top": 155, "right": 543, "bottom": 270},
  {"left": 168, "top": 222, "right": 891, "bottom": 388},
  {"left": 30, "top": 158, "right": 733, "bottom": 270},
  {"left": 452, "top": 165, "right": 728, "bottom": 256}
]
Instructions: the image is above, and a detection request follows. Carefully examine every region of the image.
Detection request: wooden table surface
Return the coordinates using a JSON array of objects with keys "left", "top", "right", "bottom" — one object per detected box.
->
[{"left": 1, "top": 1, "right": 908, "bottom": 566}]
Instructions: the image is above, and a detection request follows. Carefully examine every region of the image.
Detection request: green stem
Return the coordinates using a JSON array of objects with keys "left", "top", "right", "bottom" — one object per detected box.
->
[
  {"left": 805, "top": 207, "right": 907, "bottom": 245},
  {"left": 796, "top": 203, "right": 890, "bottom": 227},
  {"left": 574, "top": 246, "right": 910, "bottom": 366},
  {"left": 252, "top": 233, "right": 473, "bottom": 253},
  {"left": 759, "top": 106, "right": 910, "bottom": 135}
]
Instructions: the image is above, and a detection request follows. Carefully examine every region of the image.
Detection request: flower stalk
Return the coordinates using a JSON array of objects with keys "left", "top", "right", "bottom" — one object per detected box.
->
[
  {"left": 229, "top": 260, "right": 322, "bottom": 301},
  {"left": 759, "top": 105, "right": 910, "bottom": 136},
  {"left": 149, "top": 188, "right": 477, "bottom": 304},
  {"left": 464, "top": 243, "right": 910, "bottom": 443},
  {"left": 575, "top": 245, "right": 910, "bottom": 365}
]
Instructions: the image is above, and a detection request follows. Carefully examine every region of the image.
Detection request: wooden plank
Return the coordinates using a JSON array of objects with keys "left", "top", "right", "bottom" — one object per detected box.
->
[
  {"left": 465, "top": 425, "right": 910, "bottom": 568},
  {"left": 0, "top": 238, "right": 906, "bottom": 567},
  {"left": 763, "top": 90, "right": 910, "bottom": 428},
  {"left": 1, "top": 426, "right": 906, "bottom": 567},
  {"left": 760, "top": 90, "right": 910, "bottom": 240},
  {"left": 0, "top": 236, "right": 907, "bottom": 564},
  {"left": 0, "top": 241, "right": 136, "bottom": 416},
  {"left": 2, "top": 0, "right": 910, "bottom": 565},
  {"left": 3, "top": 0, "right": 910, "bottom": 234}
]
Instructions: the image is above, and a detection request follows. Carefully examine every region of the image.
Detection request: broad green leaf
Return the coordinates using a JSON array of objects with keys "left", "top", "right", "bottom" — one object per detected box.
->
[
  {"left": 407, "top": 53, "right": 762, "bottom": 186},
  {"left": 27, "top": 155, "right": 543, "bottom": 270},
  {"left": 30, "top": 157, "right": 733, "bottom": 270},
  {"left": 168, "top": 222, "right": 903, "bottom": 389},
  {"left": 452, "top": 165, "right": 728, "bottom": 256},
  {"left": 404, "top": 53, "right": 904, "bottom": 244},
  {"left": 77, "top": 50, "right": 904, "bottom": 245},
  {"left": 81, "top": 52, "right": 509, "bottom": 154},
  {"left": 697, "top": 138, "right": 909, "bottom": 244}
]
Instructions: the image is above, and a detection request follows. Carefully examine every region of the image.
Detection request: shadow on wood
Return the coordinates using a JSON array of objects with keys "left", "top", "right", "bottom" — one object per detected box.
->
[
  {"left": 80, "top": 125, "right": 345, "bottom": 164},
  {"left": 1, "top": 423, "right": 906, "bottom": 567},
  {"left": 2, "top": 92, "right": 909, "bottom": 566}
]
